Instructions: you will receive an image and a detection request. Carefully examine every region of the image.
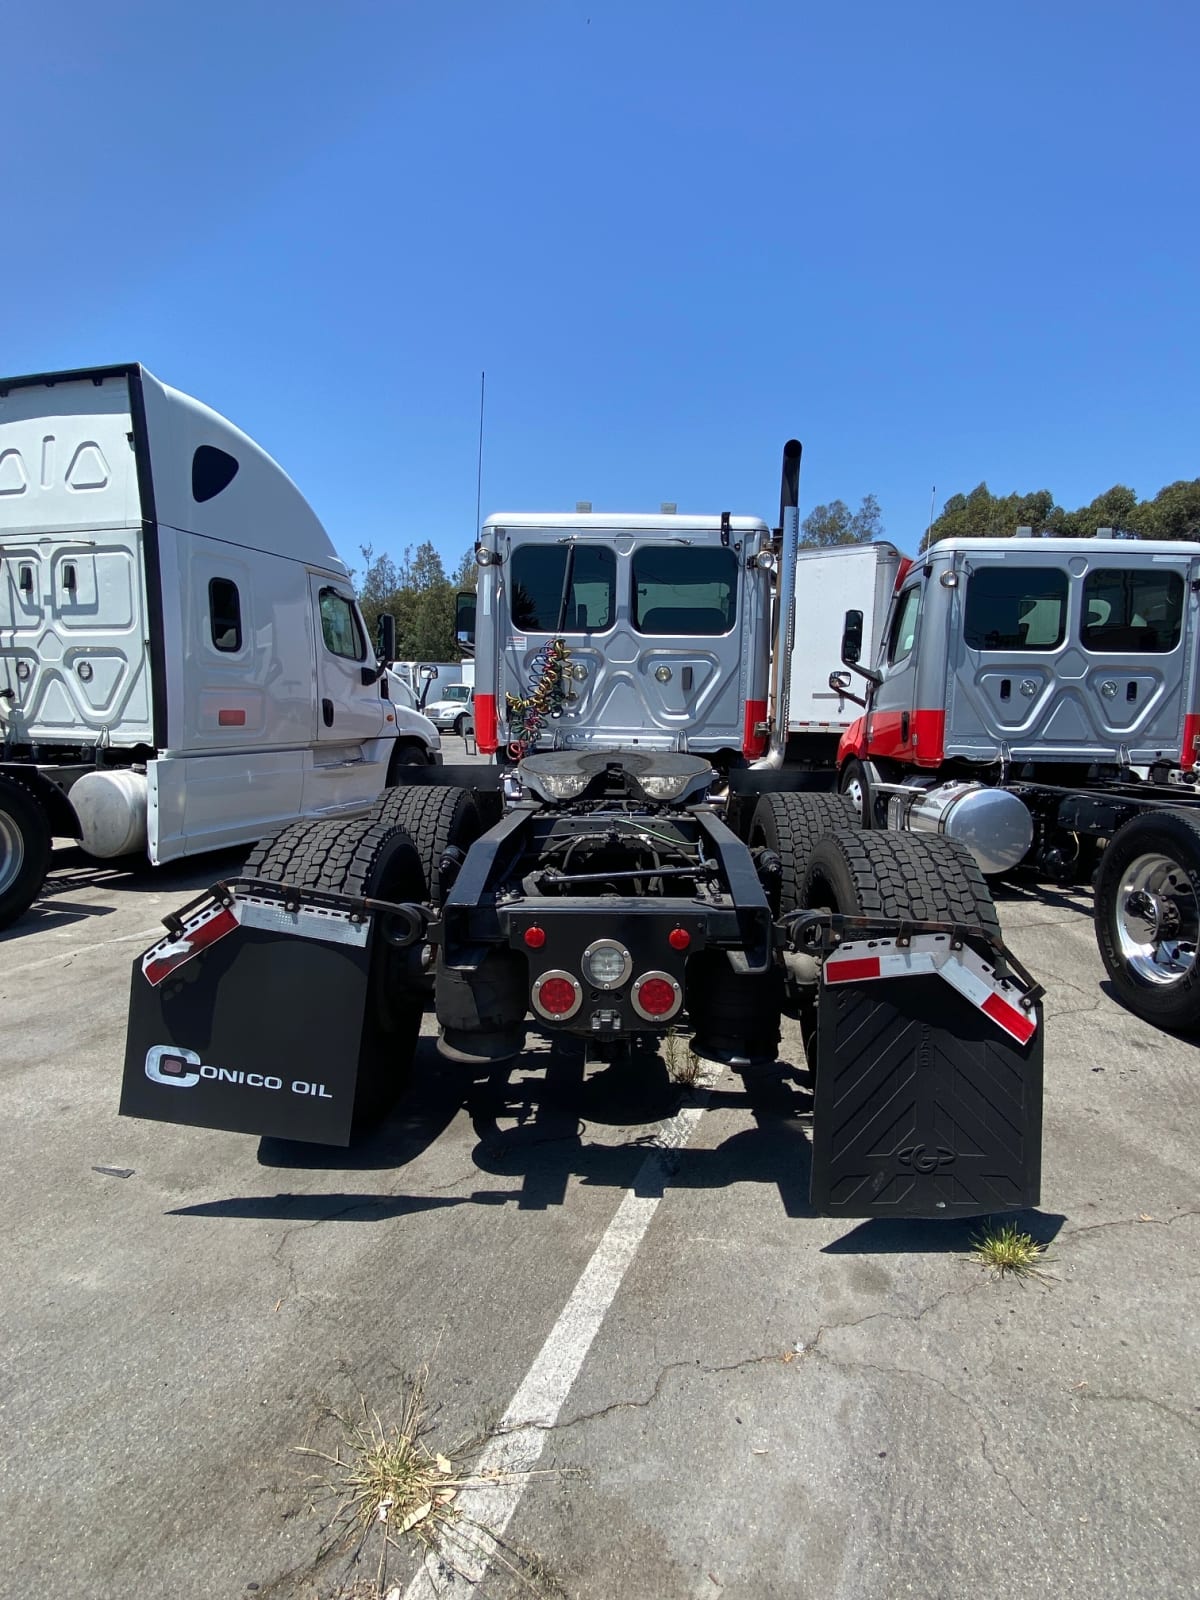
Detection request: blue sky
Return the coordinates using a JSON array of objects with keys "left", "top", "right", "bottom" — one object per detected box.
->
[{"left": 6, "top": 1, "right": 1197, "bottom": 567}]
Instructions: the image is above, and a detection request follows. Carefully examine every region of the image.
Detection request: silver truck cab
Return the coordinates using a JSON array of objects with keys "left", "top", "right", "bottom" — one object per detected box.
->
[
  {"left": 857, "top": 537, "right": 1200, "bottom": 773},
  {"left": 471, "top": 512, "right": 774, "bottom": 764}
]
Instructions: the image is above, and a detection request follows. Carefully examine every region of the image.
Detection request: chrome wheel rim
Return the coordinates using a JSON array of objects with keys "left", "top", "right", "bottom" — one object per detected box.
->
[
  {"left": 1115, "top": 852, "right": 1199, "bottom": 985},
  {"left": 0, "top": 809, "right": 24, "bottom": 897}
]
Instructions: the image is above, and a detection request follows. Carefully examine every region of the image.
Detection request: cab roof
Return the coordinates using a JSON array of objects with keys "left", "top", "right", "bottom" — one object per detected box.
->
[{"left": 483, "top": 512, "right": 769, "bottom": 533}]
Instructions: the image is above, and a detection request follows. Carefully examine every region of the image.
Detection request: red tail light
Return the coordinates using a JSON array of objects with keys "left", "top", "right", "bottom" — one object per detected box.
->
[
  {"left": 523, "top": 925, "right": 546, "bottom": 949},
  {"left": 531, "top": 970, "right": 583, "bottom": 1020},
  {"left": 668, "top": 927, "right": 691, "bottom": 951},
  {"left": 631, "top": 971, "right": 683, "bottom": 1022}
]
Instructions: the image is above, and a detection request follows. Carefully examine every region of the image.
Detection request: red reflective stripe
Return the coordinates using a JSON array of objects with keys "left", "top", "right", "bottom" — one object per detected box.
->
[
  {"left": 981, "top": 991, "right": 1036, "bottom": 1045},
  {"left": 863, "top": 708, "right": 945, "bottom": 768},
  {"left": 475, "top": 692, "right": 498, "bottom": 754},
  {"left": 144, "top": 907, "right": 238, "bottom": 986},
  {"left": 825, "top": 956, "right": 882, "bottom": 984},
  {"left": 1182, "top": 712, "right": 1200, "bottom": 772},
  {"left": 742, "top": 698, "right": 768, "bottom": 759}
]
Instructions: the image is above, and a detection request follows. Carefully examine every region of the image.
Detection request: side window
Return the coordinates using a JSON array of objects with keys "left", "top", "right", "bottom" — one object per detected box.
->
[
  {"left": 209, "top": 578, "right": 242, "bottom": 652},
  {"left": 964, "top": 567, "right": 1068, "bottom": 651},
  {"left": 1082, "top": 568, "right": 1184, "bottom": 653},
  {"left": 888, "top": 586, "right": 922, "bottom": 665},
  {"left": 319, "top": 588, "right": 366, "bottom": 661}
]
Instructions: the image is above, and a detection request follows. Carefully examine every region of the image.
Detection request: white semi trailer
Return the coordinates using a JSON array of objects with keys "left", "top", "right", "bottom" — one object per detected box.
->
[{"left": 0, "top": 363, "right": 439, "bottom": 928}]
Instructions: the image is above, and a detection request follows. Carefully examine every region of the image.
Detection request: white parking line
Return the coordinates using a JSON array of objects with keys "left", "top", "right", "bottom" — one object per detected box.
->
[{"left": 404, "top": 1090, "right": 712, "bottom": 1597}]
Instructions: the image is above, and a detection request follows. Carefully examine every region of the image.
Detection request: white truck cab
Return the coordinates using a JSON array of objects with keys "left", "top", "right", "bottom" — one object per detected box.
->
[{"left": 0, "top": 362, "right": 438, "bottom": 927}]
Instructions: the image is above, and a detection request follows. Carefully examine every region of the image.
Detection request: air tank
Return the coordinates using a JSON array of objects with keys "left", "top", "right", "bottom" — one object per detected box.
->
[
  {"left": 70, "top": 769, "right": 148, "bottom": 859},
  {"left": 890, "top": 780, "right": 1033, "bottom": 875}
]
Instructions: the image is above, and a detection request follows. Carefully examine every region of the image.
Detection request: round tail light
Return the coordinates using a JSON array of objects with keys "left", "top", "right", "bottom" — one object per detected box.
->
[
  {"left": 631, "top": 971, "right": 683, "bottom": 1022},
  {"left": 667, "top": 927, "right": 691, "bottom": 951},
  {"left": 531, "top": 970, "right": 583, "bottom": 1020},
  {"left": 523, "top": 925, "right": 547, "bottom": 949}
]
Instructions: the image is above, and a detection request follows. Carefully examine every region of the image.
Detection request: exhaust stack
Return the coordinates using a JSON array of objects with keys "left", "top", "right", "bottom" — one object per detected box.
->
[{"left": 755, "top": 439, "right": 802, "bottom": 769}]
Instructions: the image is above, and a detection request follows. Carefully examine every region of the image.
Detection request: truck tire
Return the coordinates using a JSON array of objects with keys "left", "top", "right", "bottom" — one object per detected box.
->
[
  {"left": 0, "top": 776, "right": 51, "bottom": 930},
  {"left": 454, "top": 713, "right": 469, "bottom": 737},
  {"left": 388, "top": 740, "right": 430, "bottom": 777},
  {"left": 1094, "top": 810, "right": 1200, "bottom": 1032},
  {"left": 242, "top": 815, "right": 428, "bottom": 1094},
  {"left": 838, "top": 758, "right": 874, "bottom": 828},
  {"left": 801, "top": 829, "right": 1001, "bottom": 942},
  {"left": 749, "top": 792, "right": 860, "bottom": 915},
  {"left": 371, "top": 785, "right": 481, "bottom": 906}
]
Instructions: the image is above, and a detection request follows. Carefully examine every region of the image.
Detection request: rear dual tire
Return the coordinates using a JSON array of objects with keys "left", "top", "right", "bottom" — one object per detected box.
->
[{"left": 244, "top": 816, "right": 428, "bottom": 1099}]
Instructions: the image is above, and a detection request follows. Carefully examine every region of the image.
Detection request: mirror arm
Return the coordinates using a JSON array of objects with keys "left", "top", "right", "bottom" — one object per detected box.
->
[{"left": 844, "top": 660, "right": 884, "bottom": 689}]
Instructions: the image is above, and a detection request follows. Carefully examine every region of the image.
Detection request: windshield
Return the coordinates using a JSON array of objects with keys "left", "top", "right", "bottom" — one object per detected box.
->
[{"left": 442, "top": 685, "right": 471, "bottom": 702}]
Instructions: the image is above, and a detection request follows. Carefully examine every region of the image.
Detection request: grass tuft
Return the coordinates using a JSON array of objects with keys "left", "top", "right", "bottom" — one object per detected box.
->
[
  {"left": 299, "top": 1369, "right": 564, "bottom": 1597},
  {"left": 662, "top": 1029, "right": 703, "bottom": 1087},
  {"left": 969, "top": 1222, "right": 1050, "bottom": 1279}
]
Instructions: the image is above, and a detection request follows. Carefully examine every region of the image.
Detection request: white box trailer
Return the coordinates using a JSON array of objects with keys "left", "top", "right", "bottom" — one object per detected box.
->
[
  {"left": 784, "top": 542, "right": 902, "bottom": 765},
  {"left": 0, "top": 363, "right": 439, "bottom": 928}
]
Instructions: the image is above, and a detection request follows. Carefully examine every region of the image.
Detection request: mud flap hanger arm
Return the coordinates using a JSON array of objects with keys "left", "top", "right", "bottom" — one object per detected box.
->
[
  {"left": 779, "top": 909, "right": 1045, "bottom": 1009},
  {"left": 158, "top": 879, "right": 432, "bottom": 949}
]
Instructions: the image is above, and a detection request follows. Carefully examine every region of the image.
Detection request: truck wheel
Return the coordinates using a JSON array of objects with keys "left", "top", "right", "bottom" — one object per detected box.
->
[
  {"left": 454, "top": 713, "right": 468, "bottom": 737},
  {"left": 371, "top": 785, "right": 481, "bottom": 906},
  {"left": 388, "top": 740, "right": 429, "bottom": 776},
  {"left": 749, "top": 792, "right": 860, "bottom": 915},
  {"left": 838, "top": 759, "right": 875, "bottom": 828},
  {"left": 242, "top": 816, "right": 428, "bottom": 1091},
  {"left": 802, "top": 828, "right": 1001, "bottom": 943},
  {"left": 1094, "top": 810, "right": 1200, "bottom": 1032},
  {"left": 0, "top": 777, "right": 51, "bottom": 930}
]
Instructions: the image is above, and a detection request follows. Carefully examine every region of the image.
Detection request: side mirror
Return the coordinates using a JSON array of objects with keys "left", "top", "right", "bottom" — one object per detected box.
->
[
  {"left": 419, "top": 665, "right": 437, "bottom": 682},
  {"left": 455, "top": 592, "right": 476, "bottom": 648},
  {"left": 377, "top": 612, "right": 396, "bottom": 664},
  {"left": 841, "top": 609, "right": 864, "bottom": 665}
]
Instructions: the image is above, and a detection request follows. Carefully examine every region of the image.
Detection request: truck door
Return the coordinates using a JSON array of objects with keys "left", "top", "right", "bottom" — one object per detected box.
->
[
  {"left": 308, "top": 577, "right": 385, "bottom": 742},
  {"left": 867, "top": 579, "right": 923, "bottom": 762}
]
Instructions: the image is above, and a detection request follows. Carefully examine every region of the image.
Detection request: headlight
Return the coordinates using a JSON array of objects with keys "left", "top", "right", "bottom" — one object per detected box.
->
[{"left": 582, "top": 939, "right": 632, "bottom": 990}]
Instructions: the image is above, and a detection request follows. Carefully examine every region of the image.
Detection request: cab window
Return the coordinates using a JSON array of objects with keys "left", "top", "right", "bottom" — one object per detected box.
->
[
  {"left": 319, "top": 588, "right": 366, "bottom": 660},
  {"left": 888, "top": 585, "right": 921, "bottom": 665},
  {"left": 1082, "top": 568, "right": 1184, "bottom": 653},
  {"left": 633, "top": 546, "right": 737, "bottom": 635},
  {"left": 964, "top": 567, "right": 1068, "bottom": 651},
  {"left": 510, "top": 544, "right": 615, "bottom": 632}
]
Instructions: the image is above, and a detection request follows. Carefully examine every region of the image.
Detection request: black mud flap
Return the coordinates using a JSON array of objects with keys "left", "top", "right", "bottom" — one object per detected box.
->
[
  {"left": 809, "top": 936, "right": 1043, "bottom": 1219},
  {"left": 120, "top": 889, "right": 380, "bottom": 1145}
]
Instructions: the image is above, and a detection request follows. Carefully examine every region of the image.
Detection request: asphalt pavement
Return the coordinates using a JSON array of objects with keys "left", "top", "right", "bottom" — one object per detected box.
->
[{"left": 1, "top": 768, "right": 1197, "bottom": 1600}]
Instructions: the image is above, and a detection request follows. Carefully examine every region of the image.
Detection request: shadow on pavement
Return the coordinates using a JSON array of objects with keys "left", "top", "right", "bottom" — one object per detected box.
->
[{"left": 164, "top": 1037, "right": 1056, "bottom": 1249}]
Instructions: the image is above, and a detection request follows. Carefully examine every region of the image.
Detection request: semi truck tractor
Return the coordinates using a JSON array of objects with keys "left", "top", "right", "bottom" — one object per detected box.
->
[
  {"left": 832, "top": 534, "right": 1200, "bottom": 1030},
  {"left": 120, "top": 442, "right": 1044, "bottom": 1220},
  {"left": 0, "top": 363, "right": 439, "bottom": 928}
]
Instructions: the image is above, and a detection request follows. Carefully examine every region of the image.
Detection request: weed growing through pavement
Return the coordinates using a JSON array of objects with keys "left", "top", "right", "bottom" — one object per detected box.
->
[
  {"left": 298, "top": 1368, "right": 564, "bottom": 1597},
  {"left": 969, "top": 1222, "right": 1052, "bottom": 1280},
  {"left": 663, "top": 1028, "right": 703, "bottom": 1087}
]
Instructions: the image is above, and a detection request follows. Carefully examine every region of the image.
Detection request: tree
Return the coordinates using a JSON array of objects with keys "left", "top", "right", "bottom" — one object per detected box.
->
[
  {"left": 1137, "top": 480, "right": 1200, "bottom": 542},
  {"left": 923, "top": 483, "right": 1061, "bottom": 548},
  {"left": 800, "top": 493, "right": 884, "bottom": 547}
]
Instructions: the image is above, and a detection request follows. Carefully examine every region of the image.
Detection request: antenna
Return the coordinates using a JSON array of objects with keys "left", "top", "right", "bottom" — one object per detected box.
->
[
  {"left": 927, "top": 484, "right": 936, "bottom": 546},
  {"left": 475, "top": 370, "right": 486, "bottom": 538}
]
